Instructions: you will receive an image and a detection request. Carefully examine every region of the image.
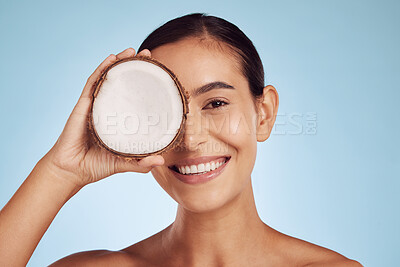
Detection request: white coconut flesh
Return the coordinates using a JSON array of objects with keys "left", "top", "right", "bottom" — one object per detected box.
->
[{"left": 92, "top": 59, "right": 184, "bottom": 156}]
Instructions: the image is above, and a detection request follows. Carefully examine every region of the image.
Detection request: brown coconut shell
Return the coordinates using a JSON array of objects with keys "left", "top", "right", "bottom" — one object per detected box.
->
[{"left": 87, "top": 55, "right": 189, "bottom": 161}]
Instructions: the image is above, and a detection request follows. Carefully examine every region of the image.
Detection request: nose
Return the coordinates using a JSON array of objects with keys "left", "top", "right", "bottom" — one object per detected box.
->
[{"left": 178, "top": 111, "right": 208, "bottom": 152}]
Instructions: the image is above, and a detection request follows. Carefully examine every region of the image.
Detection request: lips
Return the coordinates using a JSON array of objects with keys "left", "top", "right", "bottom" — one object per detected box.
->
[{"left": 168, "top": 155, "right": 231, "bottom": 185}]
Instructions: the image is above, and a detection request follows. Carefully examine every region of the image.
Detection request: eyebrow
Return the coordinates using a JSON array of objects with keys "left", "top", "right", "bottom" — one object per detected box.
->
[{"left": 192, "top": 81, "right": 235, "bottom": 97}]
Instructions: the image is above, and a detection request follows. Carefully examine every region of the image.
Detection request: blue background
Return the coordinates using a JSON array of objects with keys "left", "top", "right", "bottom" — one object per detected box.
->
[{"left": 0, "top": 0, "right": 399, "bottom": 266}]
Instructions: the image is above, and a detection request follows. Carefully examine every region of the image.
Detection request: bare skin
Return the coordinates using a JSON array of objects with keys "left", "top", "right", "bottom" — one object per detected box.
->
[
  {"left": 0, "top": 40, "right": 362, "bottom": 266},
  {"left": 0, "top": 48, "right": 164, "bottom": 266}
]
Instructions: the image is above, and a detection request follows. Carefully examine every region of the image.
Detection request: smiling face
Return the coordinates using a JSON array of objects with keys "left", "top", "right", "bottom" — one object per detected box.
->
[{"left": 149, "top": 37, "right": 265, "bottom": 212}]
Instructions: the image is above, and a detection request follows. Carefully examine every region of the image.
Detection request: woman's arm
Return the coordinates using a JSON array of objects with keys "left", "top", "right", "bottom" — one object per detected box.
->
[
  {"left": 0, "top": 157, "right": 82, "bottom": 266},
  {"left": 0, "top": 48, "right": 163, "bottom": 266}
]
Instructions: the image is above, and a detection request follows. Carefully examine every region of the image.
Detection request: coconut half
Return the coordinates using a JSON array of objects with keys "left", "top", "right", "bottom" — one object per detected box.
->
[{"left": 89, "top": 56, "right": 188, "bottom": 159}]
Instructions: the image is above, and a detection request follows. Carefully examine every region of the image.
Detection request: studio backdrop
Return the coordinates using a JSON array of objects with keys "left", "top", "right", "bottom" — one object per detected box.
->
[{"left": 0, "top": 0, "right": 398, "bottom": 266}]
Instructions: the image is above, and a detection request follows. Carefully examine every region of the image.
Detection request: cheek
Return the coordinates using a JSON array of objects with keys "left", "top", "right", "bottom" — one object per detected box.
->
[
  {"left": 207, "top": 106, "right": 258, "bottom": 180},
  {"left": 208, "top": 106, "right": 258, "bottom": 154},
  {"left": 148, "top": 104, "right": 258, "bottom": 212}
]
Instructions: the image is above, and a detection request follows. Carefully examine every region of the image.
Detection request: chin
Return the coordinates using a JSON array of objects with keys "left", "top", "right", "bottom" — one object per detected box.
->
[
  {"left": 176, "top": 184, "right": 236, "bottom": 213},
  {"left": 151, "top": 153, "right": 253, "bottom": 214}
]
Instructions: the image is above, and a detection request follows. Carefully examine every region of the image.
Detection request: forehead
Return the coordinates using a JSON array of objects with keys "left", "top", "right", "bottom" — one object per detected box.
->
[{"left": 150, "top": 38, "right": 247, "bottom": 95}]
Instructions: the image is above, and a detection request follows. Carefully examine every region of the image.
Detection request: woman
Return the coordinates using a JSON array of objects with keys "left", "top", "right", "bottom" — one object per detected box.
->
[{"left": 0, "top": 13, "right": 361, "bottom": 266}]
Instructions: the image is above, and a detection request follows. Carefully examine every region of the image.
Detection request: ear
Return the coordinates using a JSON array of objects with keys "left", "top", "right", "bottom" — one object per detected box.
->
[{"left": 256, "top": 85, "right": 279, "bottom": 142}]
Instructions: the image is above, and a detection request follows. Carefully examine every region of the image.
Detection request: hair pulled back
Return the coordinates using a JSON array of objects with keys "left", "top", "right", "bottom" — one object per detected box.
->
[{"left": 138, "top": 13, "right": 265, "bottom": 100}]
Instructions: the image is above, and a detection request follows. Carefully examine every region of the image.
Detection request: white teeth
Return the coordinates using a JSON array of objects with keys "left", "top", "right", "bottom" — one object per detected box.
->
[
  {"left": 190, "top": 165, "right": 197, "bottom": 173},
  {"left": 175, "top": 158, "right": 228, "bottom": 175},
  {"left": 198, "top": 163, "right": 205, "bottom": 172},
  {"left": 210, "top": 162, "right": 216, "bottom": 171},
  {"left": 205, "top": 163, "right": 211, "bottom": 171}
]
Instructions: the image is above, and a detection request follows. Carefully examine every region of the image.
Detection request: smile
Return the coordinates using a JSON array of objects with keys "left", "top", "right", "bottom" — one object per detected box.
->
[{"left": 168, "top": 156, "right": 231, "bottom": 184}]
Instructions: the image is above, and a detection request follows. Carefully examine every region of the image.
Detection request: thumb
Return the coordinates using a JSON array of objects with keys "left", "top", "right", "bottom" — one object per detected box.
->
[
  {"left": 137, "top": 155, "right": 165, "bottom": 167},
  {"left": 114, "top": 155, "right": 164, "bottom": 174},
  {"left": 137, "top": 49, "right": 151, "bottom": 57}
]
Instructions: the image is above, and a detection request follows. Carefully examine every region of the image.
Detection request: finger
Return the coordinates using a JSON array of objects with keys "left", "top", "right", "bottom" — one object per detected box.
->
[
  {"left": 137, "top": 49, "right": 151, "bottom": 57},
  {"left": 65, "top": 53, "right": 118, "bottom": 138},
  {"left": 137, "top": 155, "right": 165, "bottom": 167},
  {"left": 115, "top": 158, "right": 152, "bottom": 174},
  {"left": 80, "top": 54, "right": 117, "bottom": 99},
  {"left": 114, "top": 155, "right": 164, "bottom": 174},
  {"left": 116, "top": 47, "right": 136, "bottom": 60}
]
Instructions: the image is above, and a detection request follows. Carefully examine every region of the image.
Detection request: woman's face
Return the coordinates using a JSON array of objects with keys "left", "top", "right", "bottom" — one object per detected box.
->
[{"left": 150, "top": 38, "right": 262, "bottom": 212}]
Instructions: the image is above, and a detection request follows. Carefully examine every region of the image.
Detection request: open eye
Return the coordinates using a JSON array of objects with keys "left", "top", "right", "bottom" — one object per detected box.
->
[{"left": 203, "top": 99, "right": 229, "bottom": 110}]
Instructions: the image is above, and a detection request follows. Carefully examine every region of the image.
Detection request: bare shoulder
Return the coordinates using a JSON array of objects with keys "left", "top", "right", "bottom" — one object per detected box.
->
[
  {"left": 304, "top": 258, "right": 363, "bottom": 267},
  {"left": 49, "top": 228, "right": 167, "bottom": 267},
  {"left": 119, "top": 229, "right": 167, "bottom": 266},
  {"left": 48, "top": 249, "right": 143, "bottom": 266},
  {"left": 271, "top": 229, "right": 362, "bottom": 267}
]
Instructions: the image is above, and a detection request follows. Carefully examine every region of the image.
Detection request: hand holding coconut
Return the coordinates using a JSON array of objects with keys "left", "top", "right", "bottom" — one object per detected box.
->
[
  {"left": 0, "top": 48, "right": 172, "bottom": 266},
  {"left": 41, "top": 48, "right": 166, "bottom": 188}
]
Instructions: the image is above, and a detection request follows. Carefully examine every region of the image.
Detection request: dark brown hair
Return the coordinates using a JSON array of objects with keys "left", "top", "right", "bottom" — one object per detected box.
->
[{"left": 138, "top": 13, "right": 265, "bottom": 100}]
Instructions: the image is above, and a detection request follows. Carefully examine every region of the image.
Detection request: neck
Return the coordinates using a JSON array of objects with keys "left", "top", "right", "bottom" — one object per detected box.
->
[{"left": 162, "top": 178, "right": 272, "bottom": 265}]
